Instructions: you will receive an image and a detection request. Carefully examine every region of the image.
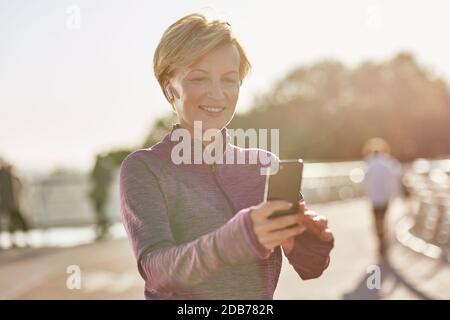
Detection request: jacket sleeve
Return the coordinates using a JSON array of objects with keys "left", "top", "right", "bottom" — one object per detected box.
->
[
  {"left": 283, "top": 192, "right": 334, "bottom": 280},
  {"left": 119, "top": 153, "right": 271, "bottom": 294}
]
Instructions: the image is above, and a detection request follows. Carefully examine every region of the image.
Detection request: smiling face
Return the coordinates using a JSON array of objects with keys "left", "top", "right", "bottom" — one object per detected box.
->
[{"left": 168, "top": 43, "right": 241, "bottom": 135}]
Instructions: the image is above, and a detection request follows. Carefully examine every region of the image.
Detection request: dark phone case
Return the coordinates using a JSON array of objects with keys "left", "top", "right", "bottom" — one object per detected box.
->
[{"left": 264, "top": 159, "right": 303, "bottom": 219}]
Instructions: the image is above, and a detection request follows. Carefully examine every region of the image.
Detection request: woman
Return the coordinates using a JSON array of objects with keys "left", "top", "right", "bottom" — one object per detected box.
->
[{"left": 120, "top": 13, "right": 334, "bottom": 300}]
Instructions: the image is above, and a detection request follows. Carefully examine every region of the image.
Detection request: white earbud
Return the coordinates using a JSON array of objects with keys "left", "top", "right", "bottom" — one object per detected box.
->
[{"left": 166, "top": 85, "right": 174, "bottom": 100}]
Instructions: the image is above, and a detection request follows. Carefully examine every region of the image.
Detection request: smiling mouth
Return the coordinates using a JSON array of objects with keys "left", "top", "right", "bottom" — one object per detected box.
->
[{"left": 198, "top": 105, "right": 226, "bottom": 113}]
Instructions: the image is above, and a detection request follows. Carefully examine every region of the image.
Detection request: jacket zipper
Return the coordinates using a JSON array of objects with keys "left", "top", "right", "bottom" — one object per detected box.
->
[{"left": 210, "top": 163, "right": 236, "bottom": 216}]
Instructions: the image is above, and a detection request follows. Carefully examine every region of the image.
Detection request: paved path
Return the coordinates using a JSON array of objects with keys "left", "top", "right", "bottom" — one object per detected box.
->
[
  {"left": 275, "top": 198, "right": 450, "bottom": 299},
  {"left": 1, "top": 198, "right": 449, "bottom": 299}
]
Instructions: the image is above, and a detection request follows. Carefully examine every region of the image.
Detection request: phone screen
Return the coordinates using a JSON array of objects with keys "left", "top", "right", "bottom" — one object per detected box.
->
[{"left": 264, "top": 159, "right": 303, "bottom": 219}]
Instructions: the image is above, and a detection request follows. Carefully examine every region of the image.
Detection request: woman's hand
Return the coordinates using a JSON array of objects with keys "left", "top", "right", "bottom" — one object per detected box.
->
[
  {"left": 249, "top": 200, "right": 307, "bottom": 251},
  {"left": 281, "top": 201, "right": 334, "bottom": 254}
]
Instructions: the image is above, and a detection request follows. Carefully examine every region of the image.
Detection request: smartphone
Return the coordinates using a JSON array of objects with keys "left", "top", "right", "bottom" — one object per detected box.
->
[{"left": 263, "top": 159, "right": 303, "bottom": 219}]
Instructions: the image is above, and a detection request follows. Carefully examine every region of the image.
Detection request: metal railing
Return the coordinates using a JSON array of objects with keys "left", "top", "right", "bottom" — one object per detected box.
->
[
  {"left": 14, "top": 171, "right": 121, "bottom": 229},
  {"left": 402, "top": 159, "right": 450, "bottom": 247},
  {"left": 10, "top": 161, "right": 366, "bottom": 229}
]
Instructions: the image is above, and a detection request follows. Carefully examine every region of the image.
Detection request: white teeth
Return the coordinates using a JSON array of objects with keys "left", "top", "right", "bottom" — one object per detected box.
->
[{"left": 199, "top": 105, "right": 225, "bottom": 113}]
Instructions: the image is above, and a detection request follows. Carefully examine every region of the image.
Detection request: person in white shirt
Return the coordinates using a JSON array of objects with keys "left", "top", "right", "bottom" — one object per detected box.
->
[{"left": 362, "top": 138, "right": 402, "bottom": 258}]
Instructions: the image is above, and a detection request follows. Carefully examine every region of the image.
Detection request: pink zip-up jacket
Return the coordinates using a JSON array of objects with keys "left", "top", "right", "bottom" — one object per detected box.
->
[{"left": 119, "top": 124, "right": 334, "bottom": 299}]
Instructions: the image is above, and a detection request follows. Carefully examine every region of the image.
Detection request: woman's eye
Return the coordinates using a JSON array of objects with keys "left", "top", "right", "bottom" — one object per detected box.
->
[
  {"left": 191, "top": 78, "right": 207, "bottom": 82},
  {"left": 224, "top": 78, "right": 238, "bottom": 84}
]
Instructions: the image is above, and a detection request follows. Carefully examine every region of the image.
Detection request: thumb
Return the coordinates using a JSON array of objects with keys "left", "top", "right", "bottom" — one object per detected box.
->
[{"left": 298, "top": 201, "right": 306, "bottom": 215}]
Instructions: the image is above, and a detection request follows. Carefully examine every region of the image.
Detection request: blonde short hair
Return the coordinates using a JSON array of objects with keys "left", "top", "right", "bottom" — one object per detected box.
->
[
  {"left": 153, "top": 13, "right": 251, "bottom": 104},
  {"left": 363, "top": 137, "right": 391, "bottom": 157}
]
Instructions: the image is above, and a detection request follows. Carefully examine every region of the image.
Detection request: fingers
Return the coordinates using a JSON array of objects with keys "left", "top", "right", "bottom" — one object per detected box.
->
[
  {"left": 255, "top": 213, "right": 302, "bottom": 233},
  {"left": 260, "top": 224, "right": 307, "bottom": 246},
  {"left": 298, "top": 201, "right": 306, "bottom": 213},
  {"left": 252, "top": 200, "right": 293, "bottom": 221},
  {"left": 298, "top": 200, "right": 309, "bottom": 212},
  {"left": 311, "top": 214, "right": 328, "bottom": 228},
  {"left": 250, "top": 200, "right": 332, "bottom": 250},
  {"left": 297, "top": 202, "right": 327, "bottom": 228},
  {"left": 299, "top": 209, "right": 334, "bottom": 242},
  {"left": 299, "top": 213, "right": 329, "bottom": 237},
  {"left": 319, "top": 228, "right": 334, "bottom": 242},
  {"left": 302, "top": 210, "right": 328, "bottom": 227},
  {"left": 263, "top": 225, "right": 334, "bottom": 250}
]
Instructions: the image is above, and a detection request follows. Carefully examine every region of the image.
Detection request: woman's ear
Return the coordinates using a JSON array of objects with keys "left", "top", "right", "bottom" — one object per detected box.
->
[
  {"left": 165, "top": 84, "right": 177, "bottom": 113},
  {"left": 170, "top": 86, "right": 180, "bottom": 99}
]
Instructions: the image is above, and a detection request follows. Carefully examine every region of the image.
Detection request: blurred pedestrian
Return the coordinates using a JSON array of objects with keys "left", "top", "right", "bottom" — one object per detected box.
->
[
  {"left": 362, "top": 138, "right": 402, "bottom": 258},
  {"left": 0, "top": 160, "right": 29, "bottom": 248},
  {"left": 89, "top": 154, "right": 114, "bottom": 240}
]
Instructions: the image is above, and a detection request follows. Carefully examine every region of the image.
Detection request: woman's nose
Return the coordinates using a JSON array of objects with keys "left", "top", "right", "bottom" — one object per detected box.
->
[{"left": 207, "top": 81, "right": 226, "bottom": 99}]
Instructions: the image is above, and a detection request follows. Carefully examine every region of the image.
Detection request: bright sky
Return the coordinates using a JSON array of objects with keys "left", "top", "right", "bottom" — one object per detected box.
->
[{"left": 1, "top": 0, "right": 449, "bottom": 173}]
